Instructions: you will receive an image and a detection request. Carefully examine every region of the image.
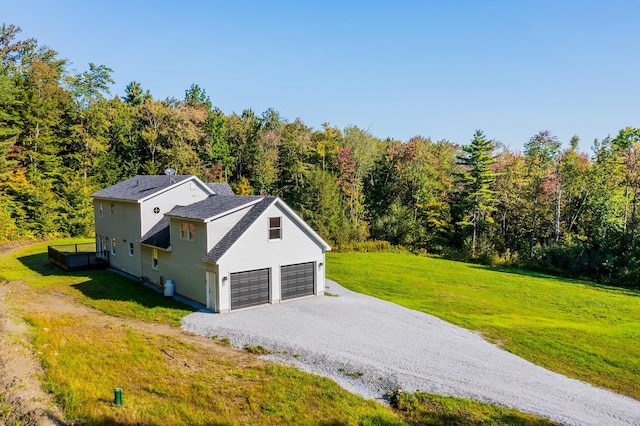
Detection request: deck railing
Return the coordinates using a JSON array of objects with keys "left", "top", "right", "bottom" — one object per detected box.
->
[{"left": 48, "top": 243, "right": 109, "bottom": 272}]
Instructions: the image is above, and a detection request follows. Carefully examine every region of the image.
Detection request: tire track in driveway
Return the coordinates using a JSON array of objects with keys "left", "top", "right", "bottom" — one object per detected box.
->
[{"left": 182, "top": 279, "right": 640, "bottom": 426}]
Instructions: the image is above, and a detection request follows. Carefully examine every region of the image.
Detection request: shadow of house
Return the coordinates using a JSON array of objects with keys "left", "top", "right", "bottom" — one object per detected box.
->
[{"left": 18, "top": 252, "right": 196, "bottom": 314}]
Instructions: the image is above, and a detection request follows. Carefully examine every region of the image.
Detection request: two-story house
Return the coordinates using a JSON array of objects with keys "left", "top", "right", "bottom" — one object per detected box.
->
[{"left": 92, "top": 175, "right": 330, "bottom": 313}]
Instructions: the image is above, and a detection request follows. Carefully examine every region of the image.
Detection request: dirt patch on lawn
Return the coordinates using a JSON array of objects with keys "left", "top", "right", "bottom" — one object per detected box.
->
[{"left": 0, "top": 275, "right": 254, "bottom": 425}]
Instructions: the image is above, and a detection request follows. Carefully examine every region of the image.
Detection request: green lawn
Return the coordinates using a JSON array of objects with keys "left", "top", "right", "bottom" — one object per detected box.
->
[
  {"left": 0, "top": 238, "right": 193, "bottom": 326},
  {"left": 327, "top": 251, "right": 640, "bottom": 400},
  {"left": 0, "top": 241, "right": 555, "bottom": 425}
]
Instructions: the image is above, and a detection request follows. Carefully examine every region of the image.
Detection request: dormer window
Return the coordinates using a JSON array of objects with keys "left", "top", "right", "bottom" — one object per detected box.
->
[
  {"left": 180, "top": 222, "right": 195, "bottom": 241},
  {"left": 269, "top": 217, "right": 281, "bottom": 240}
]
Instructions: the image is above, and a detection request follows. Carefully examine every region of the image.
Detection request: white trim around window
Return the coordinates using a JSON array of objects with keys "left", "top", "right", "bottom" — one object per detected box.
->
[
  {"left": 152, "top": 248, "right": 159, "bottom": 270},
  {"left": 269, "top": 217, "right": 282, "bottom": 240}
]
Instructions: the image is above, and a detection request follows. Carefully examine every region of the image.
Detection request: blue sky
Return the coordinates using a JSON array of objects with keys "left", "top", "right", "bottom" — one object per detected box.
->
[{"left": 4, "top": 1, "right": 640, "bottom": 152}]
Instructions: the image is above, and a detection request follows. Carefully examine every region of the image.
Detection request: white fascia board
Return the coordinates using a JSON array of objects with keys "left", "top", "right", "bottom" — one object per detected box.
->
[
  {"left": 140, "top": 243, "right": 173, "bottom": 252},
  {"left": 92, "top": 196, "right": 137, "bottom": 204},
  {"left": 275, "top": 198, "right": 332, "bottom": 251},
  {"left": 163, "top": 214, "right": 207, "bottom": 223},
  {"left": 137, "top": 176, "right": 214, "bottom": 204}
]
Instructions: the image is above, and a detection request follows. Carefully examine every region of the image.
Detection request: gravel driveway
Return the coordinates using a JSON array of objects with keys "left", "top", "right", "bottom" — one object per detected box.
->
[{"left": 182, "top": 280, "right": 640, "bottom": 426}]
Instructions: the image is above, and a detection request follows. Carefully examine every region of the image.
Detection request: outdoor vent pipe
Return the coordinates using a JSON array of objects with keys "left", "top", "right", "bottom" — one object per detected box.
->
[{"left": 114, "top": 388, "right": 123, "bottom": 406}]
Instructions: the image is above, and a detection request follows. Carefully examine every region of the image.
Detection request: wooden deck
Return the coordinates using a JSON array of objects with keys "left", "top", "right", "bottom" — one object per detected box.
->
[{"left": 48, "top": 243, "right": 109, "bottom": 272}]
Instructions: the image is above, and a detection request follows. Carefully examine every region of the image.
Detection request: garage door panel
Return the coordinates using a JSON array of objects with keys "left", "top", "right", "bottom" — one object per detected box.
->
[
  {"left": 281, "top": 262, "right": 314, "bottom": 300},
  {"left": 230, "top": 268, "right": 269, "bottom": 310}
]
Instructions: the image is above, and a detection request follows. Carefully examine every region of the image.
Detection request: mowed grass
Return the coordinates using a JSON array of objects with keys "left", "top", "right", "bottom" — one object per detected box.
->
[
  {"left": 0, "top": 239, "right": 193, "bottom": 326},
  {"left": 327, "top": 251, "right": 640, "bottom": 400},
  {"left": 0, "top": 240, "right": 556, "bottom": 425}
]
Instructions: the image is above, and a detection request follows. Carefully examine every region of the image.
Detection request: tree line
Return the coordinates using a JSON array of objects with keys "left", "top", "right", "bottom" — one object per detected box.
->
[{"left": 2, "top": 24, "right": 640, "bottom": 287}]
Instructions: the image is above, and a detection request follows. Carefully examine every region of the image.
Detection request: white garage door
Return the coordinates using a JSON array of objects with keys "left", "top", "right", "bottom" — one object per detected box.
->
[
  {"left": 230, "top": 268, "right": 270, "bottom": 310},
  {"left": 281, "top": 262, "right": 315, "bottom": 300}
]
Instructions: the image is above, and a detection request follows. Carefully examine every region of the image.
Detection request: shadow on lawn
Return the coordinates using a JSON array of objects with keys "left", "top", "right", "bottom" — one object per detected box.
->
[
  {"left": 469, "top": 263, "right": 640, "bottom": 297},
  {"left": 17, "top": 252, "right": 196, "bottom": 312},
  {"left": 17, "top": 251, "right": 64, "bottom": 277}
]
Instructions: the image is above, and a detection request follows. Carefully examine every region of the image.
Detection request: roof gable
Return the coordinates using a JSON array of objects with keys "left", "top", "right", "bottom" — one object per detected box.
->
[
  {"left": 204, "top": 196, "right": 331, "bottom": 263},
  {"left": 91, "top": 175, "right": 213, "bottom": 202}
]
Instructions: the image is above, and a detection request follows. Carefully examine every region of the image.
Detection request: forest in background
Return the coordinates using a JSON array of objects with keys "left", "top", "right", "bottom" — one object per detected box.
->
[{"left": 2, "top": 24, "right": 640, "bottom": 287}]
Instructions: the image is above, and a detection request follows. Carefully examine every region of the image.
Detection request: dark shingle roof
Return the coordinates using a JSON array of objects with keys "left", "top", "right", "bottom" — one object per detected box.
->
[
  {"left": 206, "top": 182, "right": 234, "bottom": 195},
  {"left": 204, "top": 197, "right": 276, "bottom": 263},
  {"left": 139, "top": 217, "right": 171, "bottom": 249},
  {"left": 91, "top": 175, "right": 195, "bottom": 201},
  {"left": 166, "top": 195, "right": 262, "bottom": 221}
]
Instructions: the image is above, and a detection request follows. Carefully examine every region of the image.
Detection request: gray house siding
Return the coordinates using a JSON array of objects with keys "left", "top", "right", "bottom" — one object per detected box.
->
[
  {"left": 94, "top": 200, "right": 142, "bottom": 276},
  {"left": 141, "top": 219, "right": 209, "bottom": 304},
  {"left": 216, "top": 202, "right": 326, "bottom": 312}
]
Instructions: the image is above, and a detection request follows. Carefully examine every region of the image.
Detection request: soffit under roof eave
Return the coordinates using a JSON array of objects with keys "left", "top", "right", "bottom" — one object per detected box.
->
[
  {"left": 140, "top": 243, "right": 173, "bottom": 252},
  {"left": 164, "top": 213, "right": 207, "bottom": 223},
  {"left": 92, "top": 196, "right": 140, "bottom": 204}
]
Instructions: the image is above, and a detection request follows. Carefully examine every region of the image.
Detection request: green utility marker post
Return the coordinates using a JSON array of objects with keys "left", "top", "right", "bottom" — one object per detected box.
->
[{"left": 114, "top": 388, "right": 123, "bottom": 406}]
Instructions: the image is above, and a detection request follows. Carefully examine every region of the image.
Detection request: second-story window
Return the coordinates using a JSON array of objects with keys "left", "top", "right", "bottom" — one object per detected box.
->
[
  {"left": 110, "top": 204, "right": 115, "bottom": 216},
  {"left": 180, "top": 223, "right": 195, "bottom": 241},
  {"left": 98, "top": 203, "right": 104, "bottom": 219},
  {"left": 269, "top": 217, "right": 282, "bottom": 240}
]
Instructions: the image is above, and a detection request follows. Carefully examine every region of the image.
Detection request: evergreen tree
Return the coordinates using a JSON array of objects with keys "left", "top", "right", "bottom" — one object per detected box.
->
[{"left": 455, "top": 130, "right": 498, "bottom": 255}]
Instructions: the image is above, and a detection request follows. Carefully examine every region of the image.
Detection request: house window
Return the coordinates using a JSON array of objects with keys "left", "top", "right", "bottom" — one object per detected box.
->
[
  {"left": 152, "top": 249, "right": 159, "bottom": 270},
  {"left": 101, "top": 236, "right": 108, "bottom": 256},
  {"left": 128, "top": 242, "right": 134, "bottom": 257},
  {"left": 180, "top": 222, "right": 195, "bottom": 241},
  {"left": 111, "top": 237, "right": 116, "bottom": 256},
  {"left": 269, "top": 217, "right": 282, "bottom": 240},
  {"left": 110, "top": 204, "right": 115, "bottom": 216},
  {"left": 98, "top": 203, "right": 104, "bottom": 219}
]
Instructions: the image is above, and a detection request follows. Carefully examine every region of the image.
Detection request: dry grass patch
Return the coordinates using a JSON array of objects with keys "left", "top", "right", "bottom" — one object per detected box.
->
[{"left": 29, "top": 312, "right": 399, "bottom": 425}]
